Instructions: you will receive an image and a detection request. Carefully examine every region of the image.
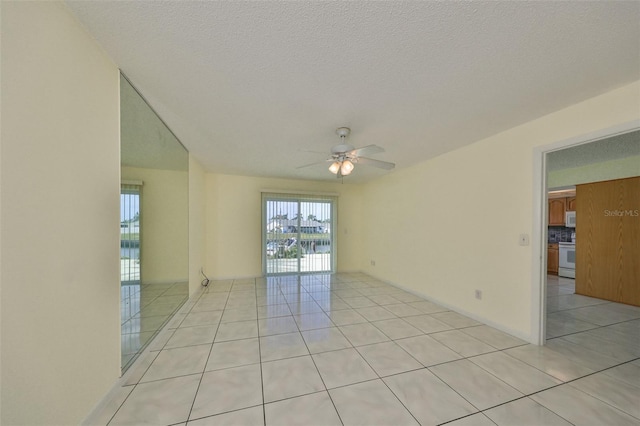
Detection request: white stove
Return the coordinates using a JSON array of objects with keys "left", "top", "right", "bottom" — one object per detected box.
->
[{"left": 558, "top": 241, "right": 576, "bottom": 278}]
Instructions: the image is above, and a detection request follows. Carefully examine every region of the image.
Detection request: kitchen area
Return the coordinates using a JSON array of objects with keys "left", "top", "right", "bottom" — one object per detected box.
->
[
  {"left": 544, "top": 130, "right": 640, "bottom": 348},
  {"left": 547, "top": 176, "right": 640, "bottom": 307}
]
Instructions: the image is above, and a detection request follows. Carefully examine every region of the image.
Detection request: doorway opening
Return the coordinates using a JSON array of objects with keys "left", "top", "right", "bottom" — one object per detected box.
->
[
  {"left": 533, "top": 121, "right": 640, "bottom": 345},
  {"left": 263, "top": 192, "right": 336, "bottom": 275}
]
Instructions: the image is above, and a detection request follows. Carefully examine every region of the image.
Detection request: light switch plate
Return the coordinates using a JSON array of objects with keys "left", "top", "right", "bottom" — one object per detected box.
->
[{"left": 519, "top": 233, "right": 530, "bottom": 246}]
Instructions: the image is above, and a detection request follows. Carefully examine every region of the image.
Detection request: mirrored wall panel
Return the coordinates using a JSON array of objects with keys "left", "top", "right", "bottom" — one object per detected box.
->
[{"left": 120, "top": 74, "right": 189, "bottom": 372}]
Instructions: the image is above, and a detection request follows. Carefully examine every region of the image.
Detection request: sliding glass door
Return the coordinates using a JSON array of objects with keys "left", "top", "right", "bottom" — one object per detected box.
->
[
  {"left": 263, "top": 193, "right": 336, "bottom": 275},
  {"left": 121, "top": 184, "right": 141, "bottom": 284}
]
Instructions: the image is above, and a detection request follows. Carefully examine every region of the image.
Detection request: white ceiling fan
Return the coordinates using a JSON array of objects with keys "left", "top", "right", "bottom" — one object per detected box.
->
[{"left": 298, "top": 127, "right": 395, "bottom": 178}]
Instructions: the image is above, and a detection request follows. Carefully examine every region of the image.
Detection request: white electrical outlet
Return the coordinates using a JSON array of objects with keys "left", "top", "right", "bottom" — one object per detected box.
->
[{"left": 475, "top": 289, "right": 482, "bottom": 300}]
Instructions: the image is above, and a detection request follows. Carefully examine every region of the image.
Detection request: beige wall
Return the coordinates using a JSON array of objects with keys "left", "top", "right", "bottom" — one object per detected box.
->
[
  {"left": 189, "top": 155, "right": 207, "bottom": 296},
  {"left": 548, "top": 155, "right": 640, "bottom": 188},
  {"left": 205, "top": 174, "right": 362, "bottom": 279},
  {"left": 122, "top": 166, "right": 189, "bottom": 284},
  {"left": 1, "top": 2, "right": 121, "bottom": 424},
  {"left": 360, "top": 81, "right": 640, "bottom": 341}
]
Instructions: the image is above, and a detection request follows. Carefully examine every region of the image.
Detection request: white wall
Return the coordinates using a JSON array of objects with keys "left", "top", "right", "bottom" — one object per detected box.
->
[
  {"left": 1, "top": 2, "right": 121, "bottom": 424},
  {"left": 189, "top": 155, "right": 207, "bottom": 296},
  {"left": 122, "top": 166, "right": 189, "bottom": 284},
  {"left": 205, "top": 174, "right": 362, "bottom": 279},
  {"left": 360, "top": 81, "right": 640, "bottom": 341},
  {"left": 548, "top": 155, "right": 640, "bottom": 188}
]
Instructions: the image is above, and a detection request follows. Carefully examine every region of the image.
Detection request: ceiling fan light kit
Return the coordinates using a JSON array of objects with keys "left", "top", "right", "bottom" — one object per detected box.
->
[
  {"left": 328, "top": 161, "right": 341, "bottom": 174},
  {"left": 339, "top": 159, "right": 354, "bottom": 175}
]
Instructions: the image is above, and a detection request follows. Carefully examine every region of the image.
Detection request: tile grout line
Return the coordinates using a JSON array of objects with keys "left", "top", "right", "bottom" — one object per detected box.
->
[
  {"left": 349, "top": 343, "right": 424, "bottom": 426},
  {"left": 438, "top": 411, "right": 498, "bottom": 426},
  {"left": 291, "top": 274, "right": 347, "bottom": 426},
  {"left": 546, "top": 314, "right": 640, "bottom": 341},
  {"left": 184, "top": 404, "right": 264, "bottom": 425},
  {"left": 184, "top": 281, "right": 231, "bottom": 424},
  {"left": 254, "top": 277, "right": 268, "bottom": 426},
  {"left": 460, "top": 349, "right": 640, "bottom": 423},
  {"left": 556, "top": 357, "right": 640, "bottom": 420}
]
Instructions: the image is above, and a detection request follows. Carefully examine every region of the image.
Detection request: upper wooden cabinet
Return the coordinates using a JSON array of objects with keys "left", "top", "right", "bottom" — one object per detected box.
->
[
  {"left": 548, "top": 198, "right": 566, "bottom": 226},
  {"left": 548, "top": 195, "right": 576, "bottom": 225}
]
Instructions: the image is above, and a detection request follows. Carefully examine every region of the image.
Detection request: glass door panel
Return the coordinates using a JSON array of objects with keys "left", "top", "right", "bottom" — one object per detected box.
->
[
  {"left": 264, "top": 194, "right": 335, "bottom": 275},
  {"left": 265, "top": 198, "right": 301, "bottom": 274},
  {"left": 299, "top": 201, "right": 332, "bottom": 273},
  {"left": 121, "top": 186, "right": 141, "bottom": 284}
]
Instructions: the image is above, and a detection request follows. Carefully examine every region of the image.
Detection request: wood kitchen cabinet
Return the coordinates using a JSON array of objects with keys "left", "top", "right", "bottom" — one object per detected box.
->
[
  {"left": 548, "top": 198, "right": 566, "bottom": 226},
  {"left": 547, "top": 244, "right": 559, "bottom": 274},
  {"left": 566, "top": 197, "right": 577, "bottom": 211}
]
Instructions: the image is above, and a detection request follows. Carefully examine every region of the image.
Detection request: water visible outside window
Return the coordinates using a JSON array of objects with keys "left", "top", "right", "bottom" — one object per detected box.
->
[{"left": 264, "top": 197, "right": 334, "bottom": 274}]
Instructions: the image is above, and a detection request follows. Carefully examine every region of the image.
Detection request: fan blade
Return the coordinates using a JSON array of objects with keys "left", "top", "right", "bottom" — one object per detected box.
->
[
  {"left": 298, "top": 149, "right": 326, "bottom": 155},
  {"left": 349, "top": 145, "right": 384, "bottom": 157},
  {"left": 357, "top": 157, "right": 395, "bottom": 170},
  {"left": 296, "top": 161, "right": 325, "bottom": 169}
]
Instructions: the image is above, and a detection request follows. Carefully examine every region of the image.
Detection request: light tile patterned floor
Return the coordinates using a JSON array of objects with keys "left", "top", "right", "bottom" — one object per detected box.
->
[
  {"left": 121, "top": 281, "right": 188, "bottom": 371},
  {"left": 92, "top": 273, "right": 640, "bottom": 425}
]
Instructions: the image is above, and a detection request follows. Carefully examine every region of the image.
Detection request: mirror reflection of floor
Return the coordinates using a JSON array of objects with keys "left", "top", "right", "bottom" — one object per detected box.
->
[{"left": 121, "top": 282, "right": 188, "bottom": 373}]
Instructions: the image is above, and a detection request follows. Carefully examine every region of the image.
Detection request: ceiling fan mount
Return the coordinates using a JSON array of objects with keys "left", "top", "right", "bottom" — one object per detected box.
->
[
  {"left": 331, "top": 127, "right": 354, "bottom": 154},
  {"left": 336, "top": 127, "right": 351, "bottom": 138}
]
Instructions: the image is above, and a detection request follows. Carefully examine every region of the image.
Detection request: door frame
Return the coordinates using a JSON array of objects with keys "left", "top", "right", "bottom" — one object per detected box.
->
[
  {"left": 531, "top": 120, "right": 640, "bottom": 345},
  {"left": 261, "top": 190, "right": 338, "bottom": 276}
]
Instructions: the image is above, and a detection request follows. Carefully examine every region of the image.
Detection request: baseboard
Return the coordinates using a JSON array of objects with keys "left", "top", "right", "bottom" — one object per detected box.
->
[{"left": 141, "top": 278, "right": 188, "bottom": 286}]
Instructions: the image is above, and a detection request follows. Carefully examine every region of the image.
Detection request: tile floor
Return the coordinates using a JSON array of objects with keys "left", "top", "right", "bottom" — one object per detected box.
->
[
  {"left": 90, "top": 273, "right": 640, "bottom": 425},
  {"left": 121, "top": 281, "right": 189, "bottom": 371}
]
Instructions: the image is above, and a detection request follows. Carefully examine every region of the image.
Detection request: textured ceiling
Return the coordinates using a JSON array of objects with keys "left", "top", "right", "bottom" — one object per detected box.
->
[{"left": 66, "top": 1, "right": 640, "bottom": 183}]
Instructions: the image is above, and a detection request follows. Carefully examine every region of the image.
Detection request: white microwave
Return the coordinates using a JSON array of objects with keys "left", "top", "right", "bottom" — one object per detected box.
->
[{"left": 565, "top": 211, "right": 576, "bottom": 228}]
